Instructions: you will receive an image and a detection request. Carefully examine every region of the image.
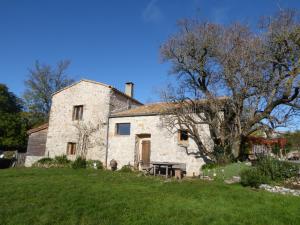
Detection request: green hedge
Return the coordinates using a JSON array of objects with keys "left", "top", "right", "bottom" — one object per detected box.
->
[
  {"left": 34, "top": 156, "right": 105, "bottom": 170},
  {"left": 240, "top": 168, "right": 270, "bottom": 188},
  {"left": 33, "top": 155, "right": 71, "bottom": 168},
  {"left": 240, "top": 157, "right": 299, "bottom": 188}
]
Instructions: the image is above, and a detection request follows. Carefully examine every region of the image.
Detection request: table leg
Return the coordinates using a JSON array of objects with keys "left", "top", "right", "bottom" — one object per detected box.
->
[
  {"left": 154, "top": 165, "right": 156, "bottom": 176},
  {"left": 158, "top": 166, "right": 161, "bottom": 175}
]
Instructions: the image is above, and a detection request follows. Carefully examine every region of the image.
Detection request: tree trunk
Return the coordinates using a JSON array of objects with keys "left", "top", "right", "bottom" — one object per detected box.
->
[{"left": 231, "top": 136, "right": 242, "bottom": 158}]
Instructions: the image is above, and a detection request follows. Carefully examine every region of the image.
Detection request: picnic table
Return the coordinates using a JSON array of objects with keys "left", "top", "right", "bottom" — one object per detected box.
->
[{"left": 151, "top": 162, "right": 179, "bottom": 178}]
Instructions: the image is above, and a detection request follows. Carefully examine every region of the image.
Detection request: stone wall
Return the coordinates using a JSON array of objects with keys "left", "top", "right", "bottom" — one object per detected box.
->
[
  {"left": 45, "top": 81, "right": 111, "bottom": 162},
  {"left": 110, "top": 90, "right": 142, "bottom": 113},
  {"left": 44, "top": 79, "right": 213, "bottom": 176},
  {"left": 108, "top": 115, "right": 213, "bottom": 176},
  {"left": 24, "top": 156, "right": 44, "bottom": 167},
  {"left": 45, "top": 80, "right": 143, "bottom": 164}
]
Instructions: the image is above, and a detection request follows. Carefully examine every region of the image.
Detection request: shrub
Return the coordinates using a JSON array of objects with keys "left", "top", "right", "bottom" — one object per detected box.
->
[
  {"left": 119, "top": 165, "right": 134, "bottom": 173},
  {"left": 240, "top": 156, "right": 299, "bottom": 188},
  {"left": 213, "top": 146, "right": 233, "bottom": 166},
  {"left": 240, "top": 168, "right": 270, "bottom": 188},
  {"left": 255, "top": 156, "right": 299, "bottom": 181},
  {"left": 54, "top": 155, "right": 70, "bottom": 165},
  {"left": 33, "top": 157, "right": 54, "bottom": 168},
  {"left": 72, "top": 157, "right": 87, "bottom": 169},
  {"left": 86, "top": 160, "right": 103, "bottom": 169},
  {"left": 33, "top": 156, "right": 71, "bottom": 168},
  {"left": 201, "top": 163, "right": 218, "bottom": 170},
  {"left": 3, "top": 151, "right": 16, "bottom": 159},
  {"left": 37, "top": 157, "right": 54, "bottom": 164}
]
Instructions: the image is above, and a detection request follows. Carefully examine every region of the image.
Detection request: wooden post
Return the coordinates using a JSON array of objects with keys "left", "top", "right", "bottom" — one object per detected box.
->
[
  {"left": 166, "top": 166, "right": 168, "bottom": 179},
  {"left": 174, "top": 169, "right": 182, "bottom": 179}
]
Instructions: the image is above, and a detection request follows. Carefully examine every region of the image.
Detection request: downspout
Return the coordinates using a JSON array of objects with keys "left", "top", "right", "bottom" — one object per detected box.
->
[
  {"left": 105, "top": 117, "right": 110, "bottom": 168},
  {"left": 105, "top": 91, "right": 112, "bottom": 169}
]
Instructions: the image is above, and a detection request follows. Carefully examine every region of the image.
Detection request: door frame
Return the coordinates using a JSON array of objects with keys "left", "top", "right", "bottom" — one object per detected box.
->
[{"left": 134, "top": 134, "right": 151, "bottom": 169}]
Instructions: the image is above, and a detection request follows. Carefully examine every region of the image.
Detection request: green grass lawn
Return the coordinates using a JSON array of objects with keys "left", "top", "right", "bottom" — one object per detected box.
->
[
  {"left": 202, "top": 162, "right": 250, "bottom": 180},
  {"left": 0, "top": 168, "right": 299, "bottom": 225}
]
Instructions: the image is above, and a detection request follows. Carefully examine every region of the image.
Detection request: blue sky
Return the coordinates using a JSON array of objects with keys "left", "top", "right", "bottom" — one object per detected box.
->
[{"left": 1, "top": 0, "right": 300, "bottom": 106}]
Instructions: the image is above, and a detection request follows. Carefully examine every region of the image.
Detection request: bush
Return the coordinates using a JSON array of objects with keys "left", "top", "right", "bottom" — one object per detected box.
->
[
  {"left": 3, "top": 151, "right": 16, "bottom": 159},
  {"left": 54, "top": 155, "right": 70, "bottom": 165},
  {"left": 240, "top": 168, "right": 270, "bottom": 188},
  {"left": 255, "top": 156, "right": 299, "bottom": 181},
  {"left": 33, "top": 156, "right": 71, "bottom": 168},
  {"left": 86, "top": 160, "right": 103, "bottom": 169},
  {"left": 119, "top": 165, "right": 134, "bottom": 173},
  {"left": 240, "top": 156, "right": 299, "bottom": 188},
  {"left": 72, "top": 157, "right": 87, "bottom": 169},
  {"left": 201, "top": 163, "right": 218, "bottom": 170},
  {"left": 213, "top": 146, "right": 233, "bottom": 166},
  {"left": 37, "top": 157, "right": 54, "bottom": 164}
]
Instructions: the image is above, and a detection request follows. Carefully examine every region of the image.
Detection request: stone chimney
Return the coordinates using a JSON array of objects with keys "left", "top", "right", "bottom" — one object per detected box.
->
[{"left": 125, "top": 82, "right": 134, "bottom": 98}]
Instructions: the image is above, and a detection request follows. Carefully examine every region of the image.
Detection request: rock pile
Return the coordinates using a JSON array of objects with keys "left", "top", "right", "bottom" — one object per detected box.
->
[
  {"left": 224, "top": 176, "right": 241, "bottom": 184},
  {"left": 284, "top": 178, "right": 300, "bottom": 190},
  {"left": 259, "top": 184, "right": 300, "bottom": 196}
]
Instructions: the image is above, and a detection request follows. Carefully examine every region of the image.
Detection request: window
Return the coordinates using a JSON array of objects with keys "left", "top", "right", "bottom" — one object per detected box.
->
[
  {"left": 116, "top": 123, "right": 131, "bottom": 135},
  {"left": 67, "top": 142, "right": 76, "bottom": 155},
  {"left": 178, "top": 130, "right": 189, "bottom": 142},
  {"left": 72, "top": 105, "right": 83, "bottom": 120}
]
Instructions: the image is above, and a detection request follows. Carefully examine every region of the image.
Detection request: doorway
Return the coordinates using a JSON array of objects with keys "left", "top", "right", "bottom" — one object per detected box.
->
[
  {"left": 134, "top": 134, "right": 151, "bottom": 169},
  {"left": 141, "top": 140, "right": 151, "bottom": 167}
]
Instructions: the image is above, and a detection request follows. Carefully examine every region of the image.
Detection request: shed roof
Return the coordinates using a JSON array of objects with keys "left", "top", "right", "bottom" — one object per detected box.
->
[{"left": 27, "top": 123, "right": 49, "bottom": 135}]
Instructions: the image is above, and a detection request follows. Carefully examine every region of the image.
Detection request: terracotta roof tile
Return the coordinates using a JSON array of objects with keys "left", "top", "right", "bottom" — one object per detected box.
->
[
  {"left": 110, "top": 102, "right": 170, "bottom": 117},
  {"left": 110, "top": 97, "right": 229, "bottom": 118}
]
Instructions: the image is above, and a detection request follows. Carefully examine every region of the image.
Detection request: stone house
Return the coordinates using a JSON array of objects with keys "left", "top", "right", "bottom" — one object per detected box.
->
[
  {"left": 108, "top": 104, "right": 212, "bottom": 176},
  {"left": 45, "top": 79, "right": 141, "bottom": 163},
  {"left": 26, "top": 79, "right": 212, "bottom": 176}
]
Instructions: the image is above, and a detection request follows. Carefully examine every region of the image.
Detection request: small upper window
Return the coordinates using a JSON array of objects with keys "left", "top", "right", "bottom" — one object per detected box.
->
[
  {"left": 67, "top": 142, "right": 76, "bottom": 155},
  {"left": 116, "top": 123, "right": 131, "bottom": 135},
  {"left": 73, "top": 105, "right": 83, "bottom": 121},
  {"left": 179, "top": 129, "right": 189, "bottom": 142}
]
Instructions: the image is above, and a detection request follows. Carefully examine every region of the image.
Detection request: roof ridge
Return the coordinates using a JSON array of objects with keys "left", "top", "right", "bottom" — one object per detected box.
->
[
  {"left": 52, "top": 79, "right": 111, "bottom": 96},
  {"left": 51, "top": 79, "right": 143, "bottom": 105}
]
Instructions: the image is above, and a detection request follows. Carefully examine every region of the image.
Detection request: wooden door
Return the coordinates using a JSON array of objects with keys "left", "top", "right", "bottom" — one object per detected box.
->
[{"left": 141, "top": 140, "right": 151, "bottom": 167}]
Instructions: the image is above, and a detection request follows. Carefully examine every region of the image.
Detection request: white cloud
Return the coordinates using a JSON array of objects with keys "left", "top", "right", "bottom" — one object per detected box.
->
[{"left": 142, "top": 0, "right": 163, "bottom": 23}]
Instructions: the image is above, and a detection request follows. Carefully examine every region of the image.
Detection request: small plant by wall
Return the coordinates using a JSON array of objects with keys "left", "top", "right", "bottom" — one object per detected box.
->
[
  {"left": 119, "top": 165, "right": 134, "bottom": 173},
  {"left": 71, "top": 157, "right": 87, "bottom": 169},
  {"left": 86, "top": 160, "right": 103, "bottom": 169},
  {"left": 33, "top": 155, "right": 71, "bottom": 168}
]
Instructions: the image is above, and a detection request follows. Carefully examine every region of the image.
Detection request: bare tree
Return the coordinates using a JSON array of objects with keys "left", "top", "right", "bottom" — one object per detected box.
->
[
  {"left": 73, "top": 121, "right": 106, "bottom": 159},
  {"left": 160, "top": 10, "right": 300, "bottom": 160},
  {"left": 23, "top": 60, "right": 74, "bottom": 123}
]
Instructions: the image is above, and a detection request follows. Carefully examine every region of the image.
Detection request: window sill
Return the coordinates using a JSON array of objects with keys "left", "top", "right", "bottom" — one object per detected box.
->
[{"left": 178, "top": 142, "right": 189, "bottom": 147}]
